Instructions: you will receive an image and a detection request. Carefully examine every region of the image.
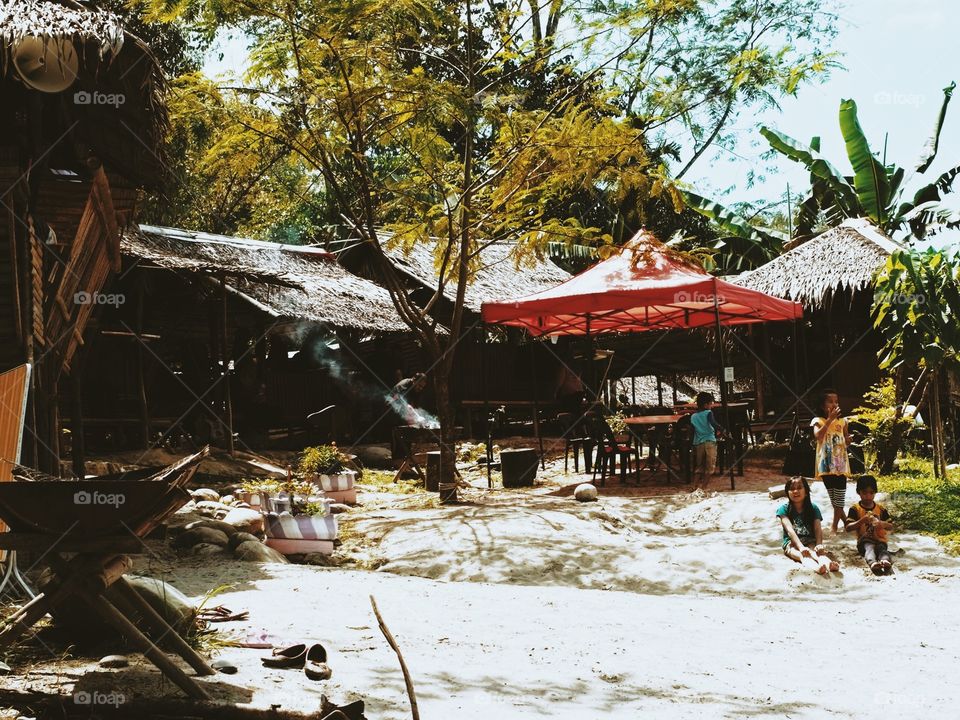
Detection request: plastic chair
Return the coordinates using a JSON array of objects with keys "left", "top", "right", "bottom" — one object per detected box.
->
[{"left": 588, "top": 414, "right": 639, "bottom": 486}]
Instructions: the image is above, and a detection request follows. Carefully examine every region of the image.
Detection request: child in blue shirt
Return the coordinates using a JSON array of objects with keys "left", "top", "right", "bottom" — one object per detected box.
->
[{"left": 690, "top": 392, "right": 723, "bottom": 484}]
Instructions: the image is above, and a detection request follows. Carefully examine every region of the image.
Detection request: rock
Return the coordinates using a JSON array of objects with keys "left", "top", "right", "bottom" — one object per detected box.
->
[
  {"left": 195, "top": 500, "right": 231, "bottom": 519},
  {"left": 234, "top": 540, "right": 289, "bottom": 563},
  {"left": 98, "top": 655, "right": 130, "bottom": 669},
  {"left": 768, "top": 484, "right": 787, "bottom": 499},
  {"left": 228, "top": 532, "right": 263, "bottom": 551},
  {"left": 211, "top": 658, "right": 238, "bottom": 674},
  {"left": 117, "top": 576, "right": 196, "bottom": 637},
  {"left": 191, "top": 488, "right": 221, "bottom": 503},
  {"left": 220, "top": 495, "right": 236, "bottom": 506},
  {"left": 304, "top": 552, "right": 334, "bottom": 566},
  {"left": 574, "top": 483, "right": 598, "bottom": 502},
  {"left": 235, "top": 502, "right": 251, "bottom": 509},
  {"left": 173, "top": 527, "right": 230, "bottom": 549},
  {"left": 223, "top": 507, "right": 265, "bottom": 534},
  {"left": 184, "top": 519, "right": 238, "bottom": 537},
  {"left": 192, "top": 542, "right": 225, "bottom": 556},
  {"left": 329, "top": 503, "right": 351, "bottom": 515}
]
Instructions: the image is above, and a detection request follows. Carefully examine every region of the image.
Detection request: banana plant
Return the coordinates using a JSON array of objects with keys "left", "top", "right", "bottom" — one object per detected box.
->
[
  {"left": 680, "top": 190, "right": 785, "bottom": 272},
  {"left": 760, "top": 82, "right": 958, "bottom": 239}
]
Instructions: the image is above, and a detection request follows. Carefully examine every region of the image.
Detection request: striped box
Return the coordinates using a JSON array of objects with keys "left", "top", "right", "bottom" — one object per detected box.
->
[
  {"left": 264, "top": 512, "right": 338, "bottom": 541},
  {"left": 317, "top": 471, "right": 355, "bottom": 492},
  {"left": 266, "top": 538, "right": 334, "bottom": 556},
  {"left": 323, "top": 488, "right": 357, "bottom": 505}
]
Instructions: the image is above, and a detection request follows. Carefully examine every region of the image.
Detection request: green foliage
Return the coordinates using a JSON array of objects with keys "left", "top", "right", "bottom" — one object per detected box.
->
[
  {"left": 881, "top": 456, "right": 960, "bottom": 552},
  {"left": 680, "top": 190, "right": 784, "bottom": 271},
  {"left": 872, "top": 248, "right": 960, "bottom": 372},
  {"left": 298, "top": 445, "right": 350, "bottom": 475},
  {"left": 606, "top": 412, "right": 627, "bottom": 435},
  {"left": 853, "top": 378, "right": 918, "bottom": 468},
  {"left": 759, "top": 86, "right": 960, "bottom": 239}
]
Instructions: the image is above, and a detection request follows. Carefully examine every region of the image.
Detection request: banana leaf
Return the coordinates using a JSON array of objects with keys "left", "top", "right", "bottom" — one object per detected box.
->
[
  {"left": 760, "top": 127, "right": 859, "bottom": 215},
  {"left": 916, "top": 81, "right": 956, "bottom": 173},
  {"left": 681, "top": 190, "right": 783, "bottom": 248},
  {"left": 839, "top": 99, "right": 891, "bottom": 225}
]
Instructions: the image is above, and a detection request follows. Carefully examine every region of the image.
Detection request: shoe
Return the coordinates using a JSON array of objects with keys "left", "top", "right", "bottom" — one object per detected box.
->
[
  {"left": 321, "top": 696, "right": 364, "bottom": 720},
  {"left": 870, "top": 562, "right": 884, "bottom": 576},
  {"left": 262, "top": 643, "right": 307, "bottom": 668},
  {"left": 305, "top": 643, "right": 333, "bottom": 680}
]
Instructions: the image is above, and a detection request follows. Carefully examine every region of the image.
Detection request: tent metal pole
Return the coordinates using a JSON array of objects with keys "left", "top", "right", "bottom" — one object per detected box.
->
[
  {"left": 482, "top": 324, "right": 492, "bottom": 489},
  {"left": 713, "top": 291, "right": 735, "bottom": 490},
  {"left": 530, "top": 341, "right": 545, "bottom": 469}
]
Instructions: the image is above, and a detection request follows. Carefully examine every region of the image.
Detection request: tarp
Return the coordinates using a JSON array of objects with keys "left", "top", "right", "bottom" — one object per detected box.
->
[{"left": 481, "top": 230, "right": 802, "bottom": 335}]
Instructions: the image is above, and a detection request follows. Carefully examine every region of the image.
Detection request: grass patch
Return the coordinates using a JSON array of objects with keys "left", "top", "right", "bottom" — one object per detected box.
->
[
  {"left": 358, "top": 469, "right": 423, "bottom": 494},
  {"left": 878, "top": 455, "right": 960, "bottom": 553}
]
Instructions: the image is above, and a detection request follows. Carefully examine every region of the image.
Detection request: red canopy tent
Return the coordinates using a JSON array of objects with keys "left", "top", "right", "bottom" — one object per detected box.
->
[
  {"left": 481, "top": 230, "right": 802, "bottom": 334},
  {"left": 480, "top": 230, "right": 803, "bottom": 489}
]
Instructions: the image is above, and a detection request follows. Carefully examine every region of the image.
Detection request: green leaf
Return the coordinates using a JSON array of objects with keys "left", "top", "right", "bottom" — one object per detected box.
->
[
  {"left": 760, "top": 127, "right": 859, "bottom": 214},
  {"left": 838, "top": 99, "right": 890, "bottom": 224},
  {"left": 681, "top": 190, "right": 783, "bottom": 248},
  {"left": 916, "top": 81, "right": 956, "bottom": 173}
]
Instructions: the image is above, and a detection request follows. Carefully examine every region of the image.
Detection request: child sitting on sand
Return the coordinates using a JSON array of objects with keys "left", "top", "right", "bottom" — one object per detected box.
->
[
  {"left": 846, "top": 475, "right": 895, "bottom": 575},
  {"left": 777, "top": 476, "right": 840, "bottom": 575}
]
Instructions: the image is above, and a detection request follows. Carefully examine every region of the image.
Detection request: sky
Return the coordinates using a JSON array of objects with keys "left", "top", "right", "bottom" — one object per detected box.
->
[
  {"left": 686, "top": 0, "right": 957, "bottom": 207},
  {"left": 204, "top": 0, "right": 958, "bottom": 212}
]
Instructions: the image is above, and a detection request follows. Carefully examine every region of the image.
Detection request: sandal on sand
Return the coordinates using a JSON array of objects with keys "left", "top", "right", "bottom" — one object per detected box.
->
[
  {"left": 262, "top": 644, "right": 308, "bottom": 668},
  {"left": 870, "top": 562, "right": 884, "bottom": 575},
  {"left": 305, "top": 643, "right": 333, "bottom": 681},
  {"left": 881, "top": 560, "right": 893, "bottom": 574}
]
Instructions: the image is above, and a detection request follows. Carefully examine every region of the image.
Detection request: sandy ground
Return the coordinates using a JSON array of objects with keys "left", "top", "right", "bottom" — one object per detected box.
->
[{"left": 3, "top": 451, "right": 960, "bottom": 718}]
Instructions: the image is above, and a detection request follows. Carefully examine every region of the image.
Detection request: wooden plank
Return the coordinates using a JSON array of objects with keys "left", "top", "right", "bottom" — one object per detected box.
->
[{"left": 0, "top": 365, "right": 31, "bottom": 536}]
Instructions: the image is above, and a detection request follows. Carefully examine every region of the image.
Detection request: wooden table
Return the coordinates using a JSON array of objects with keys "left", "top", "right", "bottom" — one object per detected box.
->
[{"left": 624, "top": 414, "right": 686, "bottom": 481}]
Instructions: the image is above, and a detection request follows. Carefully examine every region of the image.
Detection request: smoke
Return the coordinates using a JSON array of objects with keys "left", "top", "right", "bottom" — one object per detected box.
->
[{"left": 284, "top": 323, "right": 438, "bottom": 427}]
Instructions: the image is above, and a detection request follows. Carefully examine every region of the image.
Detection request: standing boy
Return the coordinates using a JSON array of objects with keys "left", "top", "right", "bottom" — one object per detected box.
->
[
  {"left": 846, "top": 475, "right": 895, "bottom": 575},
  {"left": 690, "top": 392, "right": 723, "bottom": 484}
]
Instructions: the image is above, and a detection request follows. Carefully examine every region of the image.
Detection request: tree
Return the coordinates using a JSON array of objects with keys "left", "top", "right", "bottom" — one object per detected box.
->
[
  {"left": 873, "top": 248, "right": 960, "bottom": 480},
  {"left": 759, "top": 82, "right": 959, "bottom": 240}
]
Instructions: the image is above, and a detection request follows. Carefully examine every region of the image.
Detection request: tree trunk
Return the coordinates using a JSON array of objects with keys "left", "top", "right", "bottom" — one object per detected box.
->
[
  {"left": 878, "top": 369, "right": 927, "bottom": 474},
  {"left": 432, "top": 362, "right": 458, "bottom": 504}
]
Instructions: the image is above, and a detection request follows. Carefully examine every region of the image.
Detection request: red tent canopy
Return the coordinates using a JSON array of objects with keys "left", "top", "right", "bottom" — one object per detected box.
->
[{"left": 481, "top": 231, "right": 802, "bottom": 335}]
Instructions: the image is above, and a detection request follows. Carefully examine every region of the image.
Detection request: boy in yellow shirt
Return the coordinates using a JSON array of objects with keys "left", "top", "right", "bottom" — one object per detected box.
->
[{"left": 846, "top": 475, "right": 895, "bottom": 575}]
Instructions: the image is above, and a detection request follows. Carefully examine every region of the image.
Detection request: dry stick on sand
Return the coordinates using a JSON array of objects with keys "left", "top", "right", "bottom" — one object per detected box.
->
[{"left": 370, "top": 595, "right": 419, "bottom": 720}]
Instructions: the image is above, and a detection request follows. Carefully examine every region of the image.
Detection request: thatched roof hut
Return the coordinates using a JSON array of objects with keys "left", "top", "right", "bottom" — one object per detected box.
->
[
  {"left": 125, "top": 226, "right": 410, "bottom": 333},
  {"left": 381, "top": 239, "right": 571, "bottom": 313},
  {"left": 1, "top": 0, "right": 168, "bottom": 187},
  {"left": 731, "top": 218, "right": 900, "bottom": 308}
]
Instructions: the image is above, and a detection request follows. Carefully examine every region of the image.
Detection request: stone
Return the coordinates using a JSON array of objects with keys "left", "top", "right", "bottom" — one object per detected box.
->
[
  {"left": 768, "top": 484, "right": 787, "bottom": 500},
  {"left": 222, "top": 507, "right": 265, "bottom": 534},
  {"left": 228, "top": 531, "right": 263, "bottom": 551},
  {"left": 211, "top": 658, "right": 238, "bottom": 674},
  {"left": 220, "top": 495, "right": 236, "bottom": 506},
  {"left": 304, "top": 552, "right": 334, "bottom": 566},
  {"left": 354, "top": 444, "right": 392, "bottom": 469},
  {"left": 98, "top": 655, "right": 130, "bottom": 669},
  {"left": 192, "top": 542, "right": 226, "bottom": 556},
  {"left": 191, "top": 488, "right": 221, "bottom": 503},
  {"left": 329, "top": 503, "right": 352, "bottom": 514},
  {"left": 184, "top": 519, "right": 238, "bottom": 537},
  {"left": 234, "top": 540, "right": 289, "bottom": 563},
  {"left": 118, "top": 576, "right": 196, "bottom": 636},
  {"left": 194, "top": 500, "right": 232, "bottom": 519},
  {"left": 574, "top": 483, "right": 598, "bottom": 502},
  {"left": 173, "top": 526, "right": 231, "bottom": 549}
]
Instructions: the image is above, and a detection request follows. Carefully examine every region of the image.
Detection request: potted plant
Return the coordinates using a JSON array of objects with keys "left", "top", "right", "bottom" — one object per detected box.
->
[
  {"left": 299, "top": 444, "right": 356, "bottom": 492},
  {"left": 606, "top": 412, "right": 631, "bottom": 442},
  {"left": 263, "top": 484, "right": 338, "bottom": 555}
]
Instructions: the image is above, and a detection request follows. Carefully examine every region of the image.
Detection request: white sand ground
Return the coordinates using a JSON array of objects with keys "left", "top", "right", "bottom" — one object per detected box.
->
[{"left": 5, "top": 482, "right": 960, "bottom": 719}]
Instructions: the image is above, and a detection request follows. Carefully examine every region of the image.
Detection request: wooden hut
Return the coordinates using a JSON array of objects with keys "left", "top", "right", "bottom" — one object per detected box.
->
[
  {"left": 69, "top": 225, "right": 412, "bottom": 455},
  {"left": 731, "top": 218, "right": 899, "bottom": 415},
  {"left": 1, "top": 0, "right": 167, "bottom": 472}
]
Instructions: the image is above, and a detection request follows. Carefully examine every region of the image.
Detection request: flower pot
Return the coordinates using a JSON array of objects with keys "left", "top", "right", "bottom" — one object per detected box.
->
[
  {"left": 314, "top": 470, "right": 356, "bottom": 492},
  {"left": 264, "top": 512, "right": 337, "bottom": 541}
]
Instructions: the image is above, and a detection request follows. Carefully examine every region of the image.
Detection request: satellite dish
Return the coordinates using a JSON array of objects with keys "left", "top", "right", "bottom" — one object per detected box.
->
[{"left": 11, "top": 36, "right": 79, "bottom": 93}]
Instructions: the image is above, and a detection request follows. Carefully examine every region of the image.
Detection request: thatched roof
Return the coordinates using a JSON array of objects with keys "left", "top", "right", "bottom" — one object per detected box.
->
[
  {"left": 0, "top": 0, "right": 124, "bottom": 55},
  {"left": 1, "top": 1, "right": 168, "bottom": 188},
  {"left": 731, "top": 219, "right": 901, "bottom": 309},
  {"left": 124, "top": 226, "right": 410, "bottom": 333},
  {"left": 381, "top": 239, "right": 571, "bottom": 313}
]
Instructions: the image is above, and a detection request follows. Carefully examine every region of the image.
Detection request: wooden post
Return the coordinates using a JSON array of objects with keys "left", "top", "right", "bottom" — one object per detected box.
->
[
  {"left": 220, "top": 274, "right": 234, "bottom": 455},
  {"left": 71, "top": 350, "right": 85, "bottom": 479},
  {"left": 656, "top": 376, "right": 663, "bottom": 406},
  {"left": 135, "top": 279, "right": 151, "bottom": 448}
]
